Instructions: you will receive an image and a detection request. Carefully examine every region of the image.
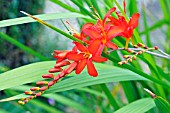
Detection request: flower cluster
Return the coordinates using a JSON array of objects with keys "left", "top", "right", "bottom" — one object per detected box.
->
[{"left": 18, "top": 0, "right": 141, "bottom": 104}]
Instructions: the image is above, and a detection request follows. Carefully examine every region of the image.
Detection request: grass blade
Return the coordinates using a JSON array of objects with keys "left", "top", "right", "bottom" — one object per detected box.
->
[
  {"left": 0, "top": 32, "right": 48, "bottom": 61},
  {"left": 114, "top": 98, "right": 155, "bottom": 113},
  {"left": 0, "top": 61, "right": 147, "bottom": 101},
  {"left": 0, "top": 12, "right": 87, "bottom": 28}
]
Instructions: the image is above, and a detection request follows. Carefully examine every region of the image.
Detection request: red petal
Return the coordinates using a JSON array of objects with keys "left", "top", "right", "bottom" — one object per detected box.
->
[
  {"left": 129, "top": 13, "right": 140, "bottom": 28},
  {"left": 87, "top": 60, "right": 98, "bottom": 77},
  {"left": 76, "top": 59, "right": 87, "bottom": 74},
  {"left": 92, "top": 56, "right": 107, "bottom": 62},
  {"left": 67, "top": 52, "right": 84, "bottom": 61},
  {"left": 95, "top": 44, "right": 104, "bottom": 56},
  {"left": 109, "top": 16, "right": 120, "bottom": 26},
  {"left": 88, "top": 39, "right": 101, "bottom": 55},
  {"left": 103, "top": 7, "right": 116, "bottom": 23},
  {"left": 82, "top": 22, "right": 94, "bottom": 31},
  {"left": 107, "top": 26, "right": 124, "bottom": 40},
  {"left": 83, "top": 27, "right": 102, "bottom": 40},
  {"left": 74, "top": 42, "right": 87, "bottom": 52},
  {"left": 106, "top": 42, "right": 118, "bottom": 50}
]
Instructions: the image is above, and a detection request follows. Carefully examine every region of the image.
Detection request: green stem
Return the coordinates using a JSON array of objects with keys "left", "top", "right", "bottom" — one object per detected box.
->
[
  {"left": 100, "top": 84, "right": 119, "bottom": 110},
  {"left": 0, "top": 32, "right": 49, "bottom": 61}
]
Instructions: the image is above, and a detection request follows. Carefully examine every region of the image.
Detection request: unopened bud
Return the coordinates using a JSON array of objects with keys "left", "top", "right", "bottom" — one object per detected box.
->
[
  {"left": 42, "top": 74, "right": 54, "bottom": 78},
  {"left": 36, "top": 81, "right": 48, "bottom": 85},
  {"left": 54, "top": 61, "right": 70, "bottom": 68},
  {"left": 134, "top": 56, "right": 137, "bottom": 60},
  {"left": 129, "top": 58, "right": 133, "bottom": 62},
  {"left": 118, "top": 62, "right": 123, "bottom": 65},
  {"left": 35, "top": 92, "right": 42, "bottom": 97},
  {"left": 48, "top": 68, "right": 62, "bottom": 73},
  {"left": 54, "top": 75, "right": 60, "bottom": 81},
  {"left": 154, "top": 46, "right": 158, "bottom": 50},
  {"left": 133, "top": 45, "right": 138, "bottom": 48},
  {"left": 123, "top": 55, "right": 129, "bottom": 58},
  {"left": 48, "top": 81, "right": 56, "bottom": 87},
  {"left": 65, "top": 61, "right": 78, "bottom": 74},
  {"left": 144, "top": 46, "right": 148, "bottom": 49},
  {"left": 30, "top": 87, "right": 40, "bottom": 91},
  {"left": 138, "top": 51, "right": 143, "bottom": 55},
  {"left": 40, "top": 86, "right": 48, "bottom": 91},
  {"left": 18, "top": 101, "right": 25, "bottom": 105},
  {"left": 137, "top": 43, "right": 143, "bottom": 47},
  {"left": 24, "top": 91, "right": 34, "bottom": 95}
]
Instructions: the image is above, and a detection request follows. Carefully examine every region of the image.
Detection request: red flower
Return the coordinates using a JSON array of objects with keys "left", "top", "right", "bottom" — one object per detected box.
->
[
  {"left": 66, "top": 40, "right": 107, "bottom": 77},
  {"left": 109, "top": 0, "right": 140, "bottom": 49},
  {"left": 82, "top": 8, "right": 124, "bottom": 51}
]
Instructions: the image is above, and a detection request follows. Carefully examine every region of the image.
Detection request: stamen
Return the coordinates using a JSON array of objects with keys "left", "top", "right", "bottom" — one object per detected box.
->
[{"left": 66, "top": 21, "right": 79, "bottom": 34}]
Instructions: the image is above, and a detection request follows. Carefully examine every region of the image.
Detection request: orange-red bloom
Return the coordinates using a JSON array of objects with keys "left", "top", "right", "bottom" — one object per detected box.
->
[
  {"left": 67, "top": 40, "right": 107, "bottom": 77},
  {"left": 109, "top": 0, "right": 140, "bottom": 49}
]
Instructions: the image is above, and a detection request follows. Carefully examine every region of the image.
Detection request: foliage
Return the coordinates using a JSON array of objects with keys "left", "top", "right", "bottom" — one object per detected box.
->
[{"left": 0, "top": 0, "right": 170, "bottom": 113}]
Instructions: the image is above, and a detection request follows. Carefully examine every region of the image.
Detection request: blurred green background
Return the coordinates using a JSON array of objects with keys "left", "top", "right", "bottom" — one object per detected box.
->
[{"left": 0, "top": 0, "right": 169, "bottom": 113}]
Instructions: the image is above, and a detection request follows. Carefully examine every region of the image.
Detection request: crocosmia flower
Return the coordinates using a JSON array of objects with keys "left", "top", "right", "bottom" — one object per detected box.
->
[
  {"left": 67, "top": 40, "right": 107, "bottom": 77},
  {"left": 109, "top": 0, "right": 140, "bottom": 49}
]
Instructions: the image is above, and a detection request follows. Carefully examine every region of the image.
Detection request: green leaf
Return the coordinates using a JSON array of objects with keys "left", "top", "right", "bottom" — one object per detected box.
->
[
  {"left": 114, "top": 98, "right": 155, "bottom": 113},
  {"left": 0, "top": 61, "right": 147, "bottom": 101},
  {"left": 0, "top": 12, "right": 87, "bottom": 28},
  {"left": 44, "top": 94, "right": 93, "bottom": 113},
  {"left": 0, "top": 32, "right": 49, "bottom": 61},
  {"left": 50, "top": 0, "right": 79, "bottom": 13},
  {"left": 154, "top": 96, "right": 170, "bottom": 113},
  {"left": 6, "top": 85, "right": 93, "bottom": 113}
]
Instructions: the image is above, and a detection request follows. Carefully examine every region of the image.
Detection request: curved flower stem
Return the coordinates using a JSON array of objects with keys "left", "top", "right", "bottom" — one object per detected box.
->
[
  {"left": 158, "top": 49, "right": 170, "bottom": 57},
  {"left": 108, "top": 48, "right": 170, "bottom": 60}
]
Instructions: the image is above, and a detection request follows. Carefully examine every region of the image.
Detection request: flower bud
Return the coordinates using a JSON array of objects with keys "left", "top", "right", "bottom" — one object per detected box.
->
[
  {"left": 36, "top": 92, "right": 42, "bottom": 97},
  {"left": 134, "top": 56, "right": 137, "bottom": 60},
  {"left": 54, "top": 61, "right": 70, "bottom": 68},
  {"left": 118, "top": 62, "right": 123, "bottom": 65},
  {"left": 30, "top": 87, "right": 40, "bottom": 91},
  {"left": 129, "top": 58, "right": 133, "bottom": 62},
  {"left": 138, "top": 51, "right": 143, "bottom": 55},
  {"left": 144, "top": 46, "right": 148, "bottom": 49},
  {"left": 123, "top": 55, "right": 129, "bottom": 59},
  {"left": 133, "top": 45, "right": 138, "bottom": 48},
  {"left": 48, "top": 68, "right": 62, "bottom": 73},
  {"left": 65, "top": 61, "right": 77, "bottom": 74},
  {"left": 18, "top": 101, "right": 25, "bottom": 105},
  {"left": 48, "top": 81, "right": 56, "bottom": 87},
  {"left": 54, "top": 75, "right": 60, "bottom": 81},
  {"left": 24, "top": 91, "right": 34, "bottom": 95},
  {"left": 29, "top": 96, "right": 35, "bottom": 99},
  {"left": 40, "top": 86, "right": 48, "bottom": 91},
  {"left": 36, "top": 81, "right": 48, "bottom": 85},
  {"left": 42, "top": 74, "right": 54, "bottom": 78},
  {"left": 154, "top": 46, "right": 158, "bottom": 50}
]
